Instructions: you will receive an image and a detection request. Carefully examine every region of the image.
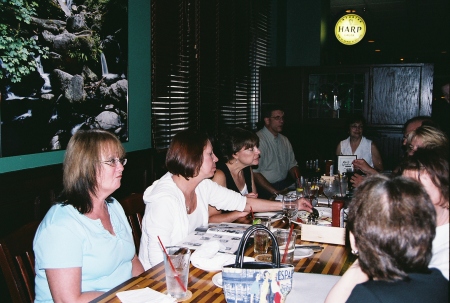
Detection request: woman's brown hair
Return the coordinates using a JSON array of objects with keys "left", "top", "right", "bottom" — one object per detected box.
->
[
  {"left": 166, "top": 129, "right": 209, "bottom": 179},
  {"left": 348, "top": 175, "right": 436, "bottom": 281}
]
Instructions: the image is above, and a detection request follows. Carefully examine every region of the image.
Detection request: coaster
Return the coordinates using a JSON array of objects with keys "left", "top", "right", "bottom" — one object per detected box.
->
[{"left": 163, "top": 290, "right": 193, "bottom": 302}]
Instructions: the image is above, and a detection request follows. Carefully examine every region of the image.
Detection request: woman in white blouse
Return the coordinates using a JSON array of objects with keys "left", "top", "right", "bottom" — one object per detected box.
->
[{"left": 138, "top": 129, "right": 312, "bottom": 269}]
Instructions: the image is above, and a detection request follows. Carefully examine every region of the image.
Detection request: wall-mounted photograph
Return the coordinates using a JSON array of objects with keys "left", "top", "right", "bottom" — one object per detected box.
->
[{"left": 0, "top": 0, "right": 128, "bottom": 157}]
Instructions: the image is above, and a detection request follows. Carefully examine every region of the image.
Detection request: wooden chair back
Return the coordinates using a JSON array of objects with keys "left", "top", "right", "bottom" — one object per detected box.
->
[
  {"left": 0, "top": 220, "right": 40, "bottom": 303},
  {"left": 118, "top": 193, "right": 145, "bottom": 253}
]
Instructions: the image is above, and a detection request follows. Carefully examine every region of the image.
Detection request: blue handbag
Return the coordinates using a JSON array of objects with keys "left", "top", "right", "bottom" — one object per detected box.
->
[{"left": 222, "top": 225, "right": 294, "bottom": 303}]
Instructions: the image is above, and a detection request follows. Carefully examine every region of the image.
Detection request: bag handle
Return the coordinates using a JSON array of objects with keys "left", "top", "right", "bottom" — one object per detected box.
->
[{"left": 234, "top": 225, "right": 281, "bottom": 268}]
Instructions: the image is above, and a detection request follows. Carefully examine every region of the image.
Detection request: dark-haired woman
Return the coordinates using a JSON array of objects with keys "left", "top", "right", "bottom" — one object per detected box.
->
[
  {"left": 209, "top": 127, "right": 260, "bottom": 223},
  {"left": 138, "top": 129, "right": 312, "bottom": 269},
  {"left": 336, "top": 114, "right": 383, "bottom": 187},
  {"left": 33, "top": 130, "right": 144, "bottom": 303},
  {"left": 325, "top": 175, "right": 448, "bottom": 303}
]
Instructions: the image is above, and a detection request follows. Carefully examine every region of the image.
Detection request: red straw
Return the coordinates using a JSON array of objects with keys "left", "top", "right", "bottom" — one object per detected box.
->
[
  {"left": 282, "top": 222, "right": 295, "bottom": 263},
  {"left": 250, "top": 206, "right": 255, "bottom": 220},
  {"left": 157, "top": 236, "right": 187, "bottom": 292},
  {"left": 282, "top": 217, "right": 301, "bottom": 263}
]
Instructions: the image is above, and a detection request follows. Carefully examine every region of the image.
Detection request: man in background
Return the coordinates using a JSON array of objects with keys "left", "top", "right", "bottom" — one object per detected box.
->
[{"left": 253, "top": 105, "right": 300, "bottom": 199}]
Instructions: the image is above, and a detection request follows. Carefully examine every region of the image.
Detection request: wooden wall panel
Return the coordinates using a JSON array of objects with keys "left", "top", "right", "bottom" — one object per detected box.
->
[
  {"left": 260, "top": 64, "right": 433, "bottom": 172},
  {"left": 370, "top": 66, "right": 421, "bottom": 125}
]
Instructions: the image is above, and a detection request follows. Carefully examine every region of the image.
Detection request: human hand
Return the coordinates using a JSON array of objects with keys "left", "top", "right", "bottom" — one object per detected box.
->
[
  {"left": 352, "top": 159, "right": 370, "bottom": 172},
  {"left": 245, "top": 192, "right": 258, "bottom": 199},
  {"left": 297, "top": 197, "right": 313, "bottom": 212},
  {"left": 236, "top": 212, "right": 252, "bottom": 224},
  {"left": 352, "top": 159, "right": 377, "bottom": 175},
  {"left": 350, "top": 173, "right": 365, "bottom": 188}
]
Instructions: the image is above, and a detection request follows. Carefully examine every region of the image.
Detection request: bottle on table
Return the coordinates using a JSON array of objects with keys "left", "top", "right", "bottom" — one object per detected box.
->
[{"left": 331, "top": 198, "right": 345, "bottom": 228}]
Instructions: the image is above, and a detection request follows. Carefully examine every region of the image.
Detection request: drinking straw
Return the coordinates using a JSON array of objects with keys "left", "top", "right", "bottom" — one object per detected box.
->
[
  {"left": 282, "top": 222, "right": 295, "bottom": 263},
  {"left": 157, "top": 236, "right": 187, "bottom": 292}
]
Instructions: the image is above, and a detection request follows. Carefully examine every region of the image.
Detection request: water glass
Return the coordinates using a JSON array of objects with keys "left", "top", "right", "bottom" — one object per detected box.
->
[
  {"left": 323, "top": 179, "right": 338, "bottom": 207},
  {"left": 295, "top": 177, "right": 304, "bottom": 198},
  {"left": 282, "top": 194, "right": 298, "bottom": 222},
  {"left": 276, "top": 230, "right": 297, "bottom": 264},
  {"left": 163, "top": 246, "right": 190, "bottom": 299},
  {"left": 253, "top": 216, "right": 271, "bottom": 254}
]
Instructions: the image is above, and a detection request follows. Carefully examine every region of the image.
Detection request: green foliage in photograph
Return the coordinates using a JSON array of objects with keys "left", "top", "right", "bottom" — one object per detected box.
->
[{"left": 0, "top": 0, "right": 49, "bottom": 83}]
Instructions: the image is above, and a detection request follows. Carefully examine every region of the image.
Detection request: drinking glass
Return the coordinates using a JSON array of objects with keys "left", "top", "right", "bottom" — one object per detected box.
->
[
  {"left": 309, "top": 179, "right": 319, "bottom": 206},
  {"left": 282, "top": 194, "right": 298, "bottom": 224},
  {"left": 323, "top": 179, "right": 338, "bottom": 207},
  {"left": 163, "top": 246, "right": 191, "bottom": 299},
  {"left": 295, "top": 177, "right": 304, "bottom": 198},
  {"left": 253, "top": 216, "right": 271, "bottom": 254},
  {"left": 304, "top": 179, "right": 319, "bottom": 207},
  {"left": 276, "top": 229, "right": 297, "bottom": 264}
]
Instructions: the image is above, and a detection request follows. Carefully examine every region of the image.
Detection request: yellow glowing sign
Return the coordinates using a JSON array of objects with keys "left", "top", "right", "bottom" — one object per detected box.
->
[{"left": 335, "top": 14, "right": 366, "bottom": 45}]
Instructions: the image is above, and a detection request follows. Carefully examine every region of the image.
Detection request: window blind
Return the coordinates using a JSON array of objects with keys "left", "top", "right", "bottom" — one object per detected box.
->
[{"left": 151, "top": 0, "right": 271, "bottom": 149}]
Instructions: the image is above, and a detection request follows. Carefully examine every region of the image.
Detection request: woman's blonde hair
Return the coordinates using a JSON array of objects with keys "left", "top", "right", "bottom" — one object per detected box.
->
[
  {"left": 60, "top": 129, "right": 125, "bottom": 213},
  {"left": 407, "top": 125, "right": 449, "bottom": 153}
]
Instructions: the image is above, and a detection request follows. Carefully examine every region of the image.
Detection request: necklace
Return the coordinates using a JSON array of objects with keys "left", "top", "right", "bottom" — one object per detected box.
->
[{"left": 185, "top": 191, "right": 195, "bottom": 214}]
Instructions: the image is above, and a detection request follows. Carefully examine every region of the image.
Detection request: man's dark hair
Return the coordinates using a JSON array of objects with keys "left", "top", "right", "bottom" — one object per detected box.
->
[
  {"left": 261, "top": 104, "right": 284, "bottom": 119},
  {"left": 403, "top": 116, "right": 435, "bottom": 133}
]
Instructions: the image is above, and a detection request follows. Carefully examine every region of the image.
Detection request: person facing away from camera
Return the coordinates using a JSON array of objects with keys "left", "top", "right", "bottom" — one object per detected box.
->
[
  {"left": 33, "top": 129, "right": 144, "bottom": 303},
  {"left": 209, "top": 127, "right": 261, "bottom": 223},
  {"left": 399, "top": 148, "right": 449, "bottom": 279},
  {"left": 253, "top": 104, "right": 301, "bottom": 199},
  {"left": 138, "top": 129, "right": 312, "bottom": 269},
  {"left": 325, "top": 174, "right": 448, "bottom": 303}
]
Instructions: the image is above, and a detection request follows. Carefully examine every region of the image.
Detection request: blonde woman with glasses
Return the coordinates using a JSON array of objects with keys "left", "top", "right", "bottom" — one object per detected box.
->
[{"left": 33, "top": 129, "right": 143, "bottom": 303}]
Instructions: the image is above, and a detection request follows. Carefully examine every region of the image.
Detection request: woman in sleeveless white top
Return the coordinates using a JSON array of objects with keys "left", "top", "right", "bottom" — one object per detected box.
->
[
  {"left": 336, "top": 115, "right": 384, "bottom": 182},
  {"left": 339, "top": 136, "right": 374, "bottom": 167}
]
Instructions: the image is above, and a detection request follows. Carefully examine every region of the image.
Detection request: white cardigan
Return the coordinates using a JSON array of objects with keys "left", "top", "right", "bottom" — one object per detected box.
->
[{"left": 138, "top": 172, "right": 246, "bottom": 269}]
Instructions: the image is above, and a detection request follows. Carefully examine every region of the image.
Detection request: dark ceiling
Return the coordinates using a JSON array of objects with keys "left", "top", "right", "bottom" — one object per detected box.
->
[{"left": 328, "top": 0, "right": 450, "bottom": 80}]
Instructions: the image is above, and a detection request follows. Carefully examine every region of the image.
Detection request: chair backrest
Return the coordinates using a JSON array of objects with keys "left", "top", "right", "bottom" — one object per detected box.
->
[
  {"left": 0, "top": 220, "right": 40, "bottom": 303},
  {"left": 118, "top": 193, "right": 145, "bottom": 254}
]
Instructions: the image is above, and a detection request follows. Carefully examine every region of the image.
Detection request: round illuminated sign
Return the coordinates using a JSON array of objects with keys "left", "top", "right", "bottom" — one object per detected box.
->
[{"left": 335, "top": 14, "right": 366, "bottom": 45}]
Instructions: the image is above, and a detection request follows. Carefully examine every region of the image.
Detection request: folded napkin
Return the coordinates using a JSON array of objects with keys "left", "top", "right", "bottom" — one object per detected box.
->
[
  {"left": 116, "top": 287, "right": 176, "bottom": 303},
  {"left": 190, "top": 241, "right": 235, "bottom": 271}
]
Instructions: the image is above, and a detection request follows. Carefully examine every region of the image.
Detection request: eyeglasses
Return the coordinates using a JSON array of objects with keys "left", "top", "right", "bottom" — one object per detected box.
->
[
  {"left": 350, "top": 125, "right": 363, "bottom": 129},
  {"left": 270, "top": 116, "right": 284, "bottom": 121},
  {"left": 101, "top": 158, "right": 127, "bottom": 167}
]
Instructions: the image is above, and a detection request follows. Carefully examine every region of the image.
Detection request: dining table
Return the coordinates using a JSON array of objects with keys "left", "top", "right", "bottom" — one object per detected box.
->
[{"left": 90, "top": 216, "right": 356, "bottom": 303}]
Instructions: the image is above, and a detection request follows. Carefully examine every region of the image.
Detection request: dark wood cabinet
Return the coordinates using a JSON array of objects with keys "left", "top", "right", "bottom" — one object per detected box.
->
[{"left": 260, "top": 64, "right": 433, "bottom": 171}]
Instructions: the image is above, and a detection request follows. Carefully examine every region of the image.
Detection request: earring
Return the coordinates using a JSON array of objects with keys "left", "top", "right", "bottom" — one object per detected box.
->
[{"left": 351, "top": 249, "right": 359, "bottom": 256}]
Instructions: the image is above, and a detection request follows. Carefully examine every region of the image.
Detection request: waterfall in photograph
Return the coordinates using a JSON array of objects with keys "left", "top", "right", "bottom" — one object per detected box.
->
[
  {"left": 101, "top": 52, "right": 109, "bottom": 76},
  {"left": 35, "top": 56, "right": 52, "bottom": 94}
]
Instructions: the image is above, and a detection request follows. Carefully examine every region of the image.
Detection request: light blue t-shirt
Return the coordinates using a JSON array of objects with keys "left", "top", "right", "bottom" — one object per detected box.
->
[{"left": 33, "top": 199, "right": 135, "bottom": 302}]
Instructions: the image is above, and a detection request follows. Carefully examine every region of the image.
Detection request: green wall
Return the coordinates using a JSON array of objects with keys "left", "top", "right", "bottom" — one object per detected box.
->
[{"left": 0, "top": 0, "right": 151, "bottom": 173}]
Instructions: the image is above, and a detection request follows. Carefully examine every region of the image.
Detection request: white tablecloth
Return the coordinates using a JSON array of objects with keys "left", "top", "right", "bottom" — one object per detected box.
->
[{"left": 286, "top": 273, "right": 340, "bottom": 303}]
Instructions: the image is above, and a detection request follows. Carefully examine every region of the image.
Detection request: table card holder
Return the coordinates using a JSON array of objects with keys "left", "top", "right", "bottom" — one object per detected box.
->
[{"left": 337, "top": 155, "right": 357, "bottom": 175}]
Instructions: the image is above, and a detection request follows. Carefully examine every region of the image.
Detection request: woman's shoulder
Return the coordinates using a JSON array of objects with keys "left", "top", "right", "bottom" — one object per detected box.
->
[
  {"left": 143, "top": 173, "right": 183, "bottom": 205},
  {"left": 38, "top": 203, "right": 82, "bottom": 231}
]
